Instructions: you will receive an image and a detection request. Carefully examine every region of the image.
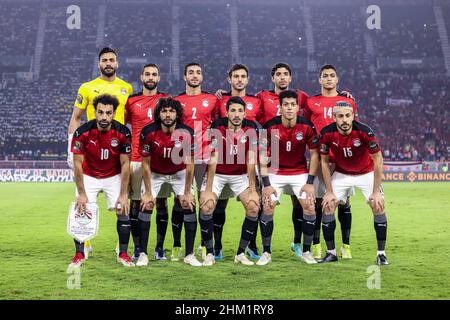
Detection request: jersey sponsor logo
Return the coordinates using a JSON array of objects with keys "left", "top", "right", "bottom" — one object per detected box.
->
[
  {"left": 296, "top": 132, "right": 303, "bottom": 141},
  {"left": 314, "top": 102, "right": 321, "bottom": 107},
  {"left": 353, "top": 139, "right": 361, "bottom": 147},
  {"left": 136, "top": 103, "right": 142, "bottom": 108},
  {"left": 74, "top": 141, "right": 82, "bottom": 151},
  {"left": 76, "top": 94, "right": 83, "bottom": 104},
  {"left": 153, "top": 141, "right": 161, "bottom": 147},
  {"left": 246, "top": 103, "right": 253, "bottom": 110},
  {"left": 111, "top": 138, "right": 119, "bottom": 147},
  {"left": 94, "top": 89, "right": 100, "bottom": 94},
  {"left": 202, "top": 100, "right": 209, "bottom": 107},
  {"left": 321, "top": 144, "right": 329, "bottom": 153},
  {"left": 268, "top": 98, "right": 275, "bottom": 103},
  {"left": 121, "top": 88, "right": 127, "bottom": 95},
  {"left": 369, "top": 140, "right": 378, "bottom": 151},
  {"left": 332, "top": 142, "right": 339, "bottom": 147},
  {"left": 89, "top": 139, "right": 97, "bottom": 146}
]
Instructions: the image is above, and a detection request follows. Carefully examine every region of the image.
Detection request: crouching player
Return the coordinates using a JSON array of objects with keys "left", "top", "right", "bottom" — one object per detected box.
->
[
  {"left": 319, "top": 101, "right": 388, "bottom": 265},
  {"left": 199, "top": 96, "right": 261, "bottom": 266},
  {"left": 69, "top": 94, "right": 133, "bottom": 268},
  {"left": 139, "top": 98, "right": 200, "bottom": 266},
  {"left": 260, "top": 90, "right": 320, "bottom": 265}
]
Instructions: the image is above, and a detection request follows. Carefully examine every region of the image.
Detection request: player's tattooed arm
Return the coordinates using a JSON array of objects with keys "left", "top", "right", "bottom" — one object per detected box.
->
[
  {"left": 116, "top": 153, "right": 130, "bottom": 215},
  {"left": 73, "top": 154, "right": 87, "bottom": 212},
  {"left": 321, "top": 153, "right": 337, "bottom": 213},
  {"left": 141, "top": 155, "right": 155, "bottom": 211},
  {"left": 369, "top": 151, "right": 384, "bottom": 213}
]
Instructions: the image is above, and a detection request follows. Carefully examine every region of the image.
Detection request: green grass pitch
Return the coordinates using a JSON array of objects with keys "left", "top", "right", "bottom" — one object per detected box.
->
[{"left": 1, "top": 182, "right": 449, "bottom": 300}]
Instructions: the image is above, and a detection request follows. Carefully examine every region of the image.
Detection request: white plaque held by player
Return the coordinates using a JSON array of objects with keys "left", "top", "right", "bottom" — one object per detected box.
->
[{"left": 67, "top": 202, "right": 100, "bottom": 242}]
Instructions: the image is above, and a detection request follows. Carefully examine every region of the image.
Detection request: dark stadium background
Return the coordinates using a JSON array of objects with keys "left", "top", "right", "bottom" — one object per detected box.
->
[{"left": 0, "top": 0, "right": 448, "bottom": 173}]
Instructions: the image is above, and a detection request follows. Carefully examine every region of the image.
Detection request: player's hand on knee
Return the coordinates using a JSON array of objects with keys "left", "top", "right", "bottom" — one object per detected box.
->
[
  {"left": 369, "top": 191, "right": 384, "bottom": 213},
  {"left": 262, "top": 186, "right": 277, "bottom": 209},
  {"left": 75, "top": 193, "right": 88, "bottom": 213},
  {"left": 115, "top": 194, "right": 129, "bottom": 215},
  {"left": 300, "top": 184, "right": 316, "bottom": 207},
  {"left": 322, "top": 191, "right": 337, "bottom": 213},
  {"left": 246, "top": 191, "right": 260, "bottom": 211},
  {"left": 67, "top": 152, "right": 74, "bottom": 169},
  {"left": 199, "top": 191, "right": 216, "bottom": 212},
  {"left": 180, "top": 192, "right": 195, "bottom": 211},
  {"left": 140, "top": 192, "right": 155, "bottom": 212}
]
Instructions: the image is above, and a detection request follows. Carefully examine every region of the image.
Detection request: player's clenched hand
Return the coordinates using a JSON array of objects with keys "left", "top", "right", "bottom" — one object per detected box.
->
[
  {"left": 115, "top": 194, "right": 129, "bottom": 215},
  {"left": 322, "top": 191, "right": 337, "bottom": 213},
  {"left": 300, "top": 184, "right": 316, "bottom": 206},
  {"left": 215, "top": 89, "right": 226, "bottom": 100},
  {"left": 199, "top": 191, "right": 216, "bottom": 210},
  {"left": 75, "top": 193, "right": 88, "bottom": 213},
  {"left": 262, "top": 186, "right": 277, "bottom": 210},
  {"left": 369, "top": 191, "right": 384, "bottom": 213},
  {"left": 140, "top": 192, "right": 155, "bottom": 212},
  {"left": 180, "top": 192, "right": 195, "bottom": 211}
]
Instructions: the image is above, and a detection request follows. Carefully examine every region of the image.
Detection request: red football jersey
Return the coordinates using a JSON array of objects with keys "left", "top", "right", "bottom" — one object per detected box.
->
[
  {"left": 218, "top": 93, "right": 263, "bottom": 124},
  {"left": 304, "top": 94, "right": 358, "bottom": 134},
  {"left": 209, "top": 118, "right": 260, "bottom": 175},
  {"left": 125, "top": 92, "right": 169, "bottom": 162},
  {"left": 71, "top": 120, "right": 131, "bottom": 179},
  {"left": 174, "top": 92, "right": 219, "bottom": 160},
  {"left": 139, "top": 122, "right": 195, "bottom": 175},
  {"left": 264, "top": 116, "right": 319, "bottom": 175},
  {"left": 319, "top": 121, "right": 381, "bottom": 175},
  {"left": 256, "top": 89, "right": 309, "bottom": 126}
]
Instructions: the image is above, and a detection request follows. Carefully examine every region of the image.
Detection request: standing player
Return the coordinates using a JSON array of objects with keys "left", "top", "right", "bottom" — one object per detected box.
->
[
  {"left": 199, "top": 96, "right": 260, "bottom": 266},
  {"left": 304, "top": 64, "right": 358, "bottom": 260},
  {"left": 125, "top": 63, "right": 170, "bottom": 261},
  {"left": 319, "top": 101, "right": 388, "bottom": 265},
  {"left": 260, "top": 90, "right": 320, "bottom": 265},
  {"left": 173, "top": 63, "right": 219, "bottom": 259},
  {"left": 139, "top": 98, "right": 200, "bottom": 266},
  {"left": 213, "top": 64, "right": 263, "bottom": 261},
  {"left": 256, "top": 63, "right": 308, "bottom": 258},
  {"left": 69, "top": 94, "right": 133, "bottom": 268},
  {"left": 67, "top": 47, "right": 133, "bottom": 255}
]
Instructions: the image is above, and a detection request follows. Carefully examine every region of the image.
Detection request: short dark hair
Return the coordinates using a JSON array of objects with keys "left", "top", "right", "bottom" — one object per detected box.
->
[
  {"left": 93, "top": 94, "right": 119, "bottom": 111},
  {"left": 154, "top": 98, "right": 184, "bottom": 124},
  {"left": 279, "top": 90, "right": 298, "bottom": 105},
  {"left": 228, "top": 64, "right": 249, "bottom": 78},
  {"left": 98, "top": 47, "right": 118, "bottom": 61},
  {"left": 271, "top": 62, "right": 292, "bottom": 77},
  {"left": 142, "top": 63, "right": 160, "bottom": 75},
  {"left": 319, "top": 64, "right": 337, "bottom": 77},
  {"left": 226, "top": 96, "right": 246, "bottom": 112},
  {"left": 184, "top": 62, "right": 201, "bottom": 76}
]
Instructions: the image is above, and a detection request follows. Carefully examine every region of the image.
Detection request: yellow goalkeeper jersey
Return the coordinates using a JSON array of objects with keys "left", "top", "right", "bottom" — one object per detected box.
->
[{"left": 73, "top": 77, "right": 133, "bottom": 124}]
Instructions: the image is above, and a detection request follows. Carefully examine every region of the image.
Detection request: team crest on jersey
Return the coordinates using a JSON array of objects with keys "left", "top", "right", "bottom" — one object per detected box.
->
[
  {"left": 202, "top": 100, "right": 209, "bottom": 108},
  {"left": 111, "top": 139, "right": 119, "bottom": 147},
  {"left": 321, "top": 144, "right": 329, "bottom": 153},
  {"left": 296, "top": 132, "right": 304, "bottom": 141},
  {"left": 353, "top": 139, "right": 361, "bottom": 147},
  {"left": 246, "top": 103, "right": 253, "bottom": 110},
  {"left": 121, "top": 88, "right": 127, "bottom": 95},
  {"left": 74, "top": 141, "right": 82, "bottom": 151},
  {"left": 76, "top": 94, "right": 83, "bottom": 105},
  {"left": 240, "top": 136, "right": 247, "bottom": 144},
  {"left": 143, "top": 144, "right": 150, "bottom": 153}
]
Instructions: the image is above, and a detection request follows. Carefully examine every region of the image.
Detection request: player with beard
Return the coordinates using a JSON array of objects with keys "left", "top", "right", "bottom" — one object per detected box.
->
[
  {"left": 304, "top": 65, "right": 358, "bottom": 260},
  {"left": 213, "top": 64, "right": 263, "bottom": 261},
  {"left": 139, "top": 98, "right": 199, "bottom": 266},
  {"left": 125, "top": 64, "right": 170, "bottom": 261},
  {"left": 69, "top": 94, "right": 133, "bottom": 268},
  {"left": 173, "top": 63, "right": 219, "bottom": 261},
  {"left": 67, "top": 47, "right": 133, "bottom": 256},
  {"left": 319, "top": 101, "right": 388, "bottom": 265}
]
